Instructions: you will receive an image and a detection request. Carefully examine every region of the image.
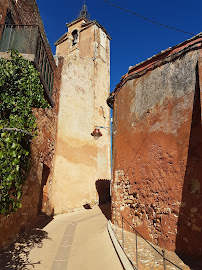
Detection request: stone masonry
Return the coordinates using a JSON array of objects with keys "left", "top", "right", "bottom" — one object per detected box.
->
[{"left": 110, "top": 33, "right": 202, "bottom": 258}]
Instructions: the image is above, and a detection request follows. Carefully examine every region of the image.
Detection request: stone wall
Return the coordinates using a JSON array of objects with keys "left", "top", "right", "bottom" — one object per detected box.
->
[
  {"left": 0, "top": 0, "right": 63, "bottom": 250},
  {"left": 0, "top": 56, "right": 63, "bottom": 250},
  {"left": 111, "top": 38, "right": 202, "bottom": 258}
]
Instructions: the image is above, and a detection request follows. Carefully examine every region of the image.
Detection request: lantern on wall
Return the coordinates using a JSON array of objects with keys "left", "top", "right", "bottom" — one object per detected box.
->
[{"left": 91, "top": 128, "right": 102, "bottom": 140}]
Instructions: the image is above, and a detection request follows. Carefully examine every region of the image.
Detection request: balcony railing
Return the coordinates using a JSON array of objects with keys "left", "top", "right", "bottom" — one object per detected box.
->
[{"left": 0, "top": 24, "right": 54, "bottom": 106}]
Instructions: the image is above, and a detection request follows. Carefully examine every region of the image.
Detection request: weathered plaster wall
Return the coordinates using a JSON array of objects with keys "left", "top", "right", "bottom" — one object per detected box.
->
[
  {"left": 0, "top": 0, "right": 62, "bottom": 250},
  {"left": 111, "top": 48, "right": 202, "bottom": 258},
  {"left": 0, "top": 56, "right": 63, "bottom": 250},
  {"left": 52, "top": 20, "right": 111, "bottom": 213},
  {"left": 176, "top": 52, "right": 202, "bottom": 258},
  {"left": 0, "top": 149, "right": 43, "bottom": 250}
]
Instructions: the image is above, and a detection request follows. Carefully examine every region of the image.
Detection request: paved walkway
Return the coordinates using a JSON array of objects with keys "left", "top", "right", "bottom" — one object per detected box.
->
[{"left": 0, "top": 205, "right": 123, "bottom": 270}]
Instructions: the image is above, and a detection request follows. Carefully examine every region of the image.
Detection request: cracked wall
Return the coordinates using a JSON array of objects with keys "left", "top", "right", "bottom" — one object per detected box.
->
[{"left": 111, "top": 47, "right": 202, "bottom": 258}]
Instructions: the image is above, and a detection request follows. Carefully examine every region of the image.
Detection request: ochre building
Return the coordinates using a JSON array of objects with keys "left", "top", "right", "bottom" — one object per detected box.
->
[
  {"left": 52, "top": 6, "right": 111, "bottom": 213},
  {"left": 108, "top": 33, "right": 202, "bottom": 259}
]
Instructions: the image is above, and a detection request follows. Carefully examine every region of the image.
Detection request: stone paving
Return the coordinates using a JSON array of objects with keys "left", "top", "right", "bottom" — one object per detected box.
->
[{"left": 111, "top": 222, "right": 191, "bottom": 270}]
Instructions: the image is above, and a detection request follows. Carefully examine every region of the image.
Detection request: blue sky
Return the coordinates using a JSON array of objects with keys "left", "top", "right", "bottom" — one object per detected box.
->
[{"left": 36, "top": 0, "right": 201, "bottom": 91}]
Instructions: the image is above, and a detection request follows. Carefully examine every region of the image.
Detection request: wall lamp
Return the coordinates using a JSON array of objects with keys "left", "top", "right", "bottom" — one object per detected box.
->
[{"left": 91, "top": 126, "right": 111, "bottom": 140}]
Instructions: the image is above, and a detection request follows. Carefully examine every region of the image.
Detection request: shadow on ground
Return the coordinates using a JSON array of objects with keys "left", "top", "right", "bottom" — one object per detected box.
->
[{"left": 0, "top": 216, "right": 53, "bottom": 270}]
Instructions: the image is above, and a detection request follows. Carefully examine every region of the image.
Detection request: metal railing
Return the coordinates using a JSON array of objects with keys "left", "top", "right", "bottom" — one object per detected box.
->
[
  {"left": 0, "top": 24, "right": 54, "bottom": 106},
  {"left": 112, "top": 207, "right": 183, "bottom": 270}
]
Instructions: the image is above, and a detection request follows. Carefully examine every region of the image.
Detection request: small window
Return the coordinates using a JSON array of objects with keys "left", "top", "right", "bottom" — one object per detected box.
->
[{"left": 72, "top": 30, "right": 78, "bottom": 46}]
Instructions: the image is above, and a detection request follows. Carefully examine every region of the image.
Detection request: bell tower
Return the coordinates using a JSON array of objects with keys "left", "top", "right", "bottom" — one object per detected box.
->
[{"left": 52, "top": 4, "right": 111, "bottom": 213}]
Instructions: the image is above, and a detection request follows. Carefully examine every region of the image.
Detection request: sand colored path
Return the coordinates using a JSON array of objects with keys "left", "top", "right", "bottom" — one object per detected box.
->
[{"left": 0, "top": 204, "right": 123, "bottom": 270}]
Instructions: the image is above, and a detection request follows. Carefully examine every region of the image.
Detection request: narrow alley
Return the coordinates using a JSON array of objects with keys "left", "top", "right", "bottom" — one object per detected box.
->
[{"left": 0, "top": 204, "right": 123, "bottom": 270}]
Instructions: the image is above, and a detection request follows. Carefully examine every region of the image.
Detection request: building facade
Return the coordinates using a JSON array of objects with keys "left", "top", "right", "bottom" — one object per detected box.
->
[
  {"left": 0, "top": 2, "right": 111, "bottom": 249},
  {"left": 0, "top": 0, "right": 62, "bottom": 249},
  {"left": 52, "top": 6, "right": 111, "bottom": 213},
  {"left": 108, "top": 33, "right": 202, "bottom": 258}
]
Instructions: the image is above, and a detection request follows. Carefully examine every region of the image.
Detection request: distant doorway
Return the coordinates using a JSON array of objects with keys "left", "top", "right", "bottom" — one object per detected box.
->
[
  {"left": 95, "top": 179, "right": 111, "bottom": 205},
  {"left": 95, "top": 179, "right": 111, "bottom": 220},
  {"left": 38, "top": 164, "right": 50, "bottom": 213}
]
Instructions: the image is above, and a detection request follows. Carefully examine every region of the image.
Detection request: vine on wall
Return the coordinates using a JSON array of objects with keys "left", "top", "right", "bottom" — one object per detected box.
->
[{"left": 0, "top": 51, "right": 50, "bottom": 215}]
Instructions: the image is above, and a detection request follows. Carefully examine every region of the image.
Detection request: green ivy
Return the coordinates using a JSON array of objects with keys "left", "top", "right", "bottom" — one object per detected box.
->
[{"left": 0, "top": 51, "right": 50, "bottom": 215}]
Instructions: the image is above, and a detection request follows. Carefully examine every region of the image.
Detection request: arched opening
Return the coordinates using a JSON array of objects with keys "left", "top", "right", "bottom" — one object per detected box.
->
[{"left": 72, "top": 29, "right": 78, "bottom": 46}]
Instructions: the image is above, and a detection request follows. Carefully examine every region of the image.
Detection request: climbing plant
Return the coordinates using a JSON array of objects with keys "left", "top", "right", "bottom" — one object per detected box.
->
[{"left": 0, "top": 51, "right": 50, "bottom": 215}]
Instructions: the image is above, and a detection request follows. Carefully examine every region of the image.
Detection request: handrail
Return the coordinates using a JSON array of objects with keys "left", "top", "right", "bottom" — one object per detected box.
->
[
  {"left": 113, "top": 206, "right": 183, "bottom": 270},
  {"left": 118, "top": 208, "right": 163, "bottom": 257}
]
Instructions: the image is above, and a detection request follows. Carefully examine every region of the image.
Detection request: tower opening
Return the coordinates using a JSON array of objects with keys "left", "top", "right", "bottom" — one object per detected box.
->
[{"left": 72, "top": 29, "right": 78, "bottom": 46}]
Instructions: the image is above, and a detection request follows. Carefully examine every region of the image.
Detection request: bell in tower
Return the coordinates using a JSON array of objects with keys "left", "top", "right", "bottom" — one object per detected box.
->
[{"left": 78, "top": 1, "right": 90, "bottom": 21}]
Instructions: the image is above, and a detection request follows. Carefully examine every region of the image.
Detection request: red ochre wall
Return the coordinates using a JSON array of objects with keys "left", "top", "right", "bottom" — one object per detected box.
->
[
  {"left": 0, "top": 57, "right": 63, "bottom": 250},
  {"left": 111, "top": 48, "right": 202, "bottom": 258},
  {"left": 0, "top": 0, "right": 63, "bottom": 250}
]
